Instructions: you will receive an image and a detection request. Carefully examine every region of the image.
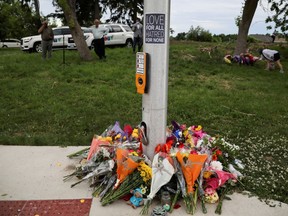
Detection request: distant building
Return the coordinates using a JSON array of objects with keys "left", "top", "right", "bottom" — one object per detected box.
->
[
  {"left": 249, "top": 34, "right": 273, "bottom": 43},
  {"left": 249, "top": 34, "right": 287, "bottom": 43}
]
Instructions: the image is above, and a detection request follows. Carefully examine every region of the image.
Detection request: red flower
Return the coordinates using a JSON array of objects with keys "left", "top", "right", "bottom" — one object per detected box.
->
[
  {"left": 216, "top": 149, "right": 222, "bottom": 156},
  {"left": 212, "top": 154, "right": 218, "bottom": 161}
]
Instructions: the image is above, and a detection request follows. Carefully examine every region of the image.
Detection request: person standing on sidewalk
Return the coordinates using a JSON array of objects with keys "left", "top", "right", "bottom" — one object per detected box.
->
[
  {"left": 91, "top": 19, "right": 109, "bottom": 60},
  {"left": 38, "top": 20, "right": 54, "bottom": 60},
  {"left": 258, "top": 48, "right": 284, "bottom": 73},
  {"left": 132, "top": 18, "right": 143, "bottom": 53}
]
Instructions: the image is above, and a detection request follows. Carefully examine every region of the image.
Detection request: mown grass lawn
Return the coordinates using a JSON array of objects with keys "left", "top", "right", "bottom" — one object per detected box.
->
[{"left": 0, "top": 41, "right": 287, "bottom": 204}]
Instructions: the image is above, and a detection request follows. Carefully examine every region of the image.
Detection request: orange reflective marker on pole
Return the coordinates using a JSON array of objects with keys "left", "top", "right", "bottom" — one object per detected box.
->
[{"left": 136, "top": 52, "right": 148, "bottom": 94}]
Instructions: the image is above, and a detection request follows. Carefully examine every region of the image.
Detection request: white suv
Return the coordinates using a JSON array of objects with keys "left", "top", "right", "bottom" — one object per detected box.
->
[
  {"left": 97, "top": 24, "right": 134, "bottom": 47},
  {"left": 0, "top": 38, "right": 21, "bottom": 48},
  {"left": 20, "top": 26, "right": 94, "bottom": 53}
]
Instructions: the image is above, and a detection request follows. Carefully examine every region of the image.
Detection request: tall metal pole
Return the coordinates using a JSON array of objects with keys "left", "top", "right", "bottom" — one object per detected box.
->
[{"left": 142, "top": 0, "right": 171, "bottom": 159}]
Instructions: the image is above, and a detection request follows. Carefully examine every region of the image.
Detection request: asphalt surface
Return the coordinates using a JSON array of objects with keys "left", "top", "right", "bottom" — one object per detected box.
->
[{"left": 0, "top": 145, "right": 287, "bottom": 216}]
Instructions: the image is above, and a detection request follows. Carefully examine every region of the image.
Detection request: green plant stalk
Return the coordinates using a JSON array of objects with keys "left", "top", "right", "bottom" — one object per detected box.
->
[
  {"left": 101, "top": 172, "right": 144, "bottom": 206},
  {"left": 66, "top": 147, "right": 90, "bottom": 158},
  {"left": 183, "top": 193, "right": 194, "bottom": 214},
  {"left": 92, "top": 183, "right": 106, "bottom": 197},
  {"left": 200, "top": 195, "right": 207, "bottom": 214},
  {"left": 140, "top": 199, "right": 152, "bottom": 215},
  {"left": 192, "top": 189, "right": 198, "bottom": 215},
  {"left": 170, "top": 190, "right": 180, "bottom": 213},
  {"left": 101, "top": 180, "right": 141, "bottom": 205},
  {"left": 215, "top": 186, "right": 229, "bottom": 215}
]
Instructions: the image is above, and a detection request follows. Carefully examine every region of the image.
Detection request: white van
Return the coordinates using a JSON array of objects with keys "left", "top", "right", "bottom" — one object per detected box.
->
[
  {"left": 20, "top": 26, "right": 94, "bottom": 53},
  {"left": 91, "top": 24, "right": 134, "bottom": 47}
]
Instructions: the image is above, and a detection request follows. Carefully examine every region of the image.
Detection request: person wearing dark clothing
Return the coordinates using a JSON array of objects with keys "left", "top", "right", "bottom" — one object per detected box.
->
[
  {"left": 91, "top": 19, "right": 109, "bottom": 60},
  {"left": 132, "top": 18, "right": 143, "bottom": 53},
  {"left": 271, "top": 33, "right": 276, "bottom": 43},
  {"left": 38, "top": 20, "right": 54, "bottom": 59}
]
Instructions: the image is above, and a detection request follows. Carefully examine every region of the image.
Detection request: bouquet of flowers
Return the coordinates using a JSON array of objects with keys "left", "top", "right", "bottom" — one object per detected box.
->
[
  {"left": 140, "top": 152, "right": 175, "bottom": 215},
  {"left": 101, "top": 160, "right": 152, "bottom": 206},
  {"left": 65, "top": 121, "right": 244, "bottom": 215},
  {"left": 113, "top": 148, "right": 142, "bottom": 189},
  {"left": 176, "top": 151, "right": 208, "bottom": 214}
]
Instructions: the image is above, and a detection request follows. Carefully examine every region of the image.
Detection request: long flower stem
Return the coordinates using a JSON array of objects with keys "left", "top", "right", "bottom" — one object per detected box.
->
[
  {"left": 140, "top": 199, "right": 152, "bottom": 215},
  {"left": 101, "top": 174, "right": 143, "bottom": 206},
  {"left": 200, "top": 195, "right": 207, "bottom": 214},
  {"left": 215, "top": 186, "right": 229, "bottom": 215},
  {"left": 66, "top": 147, "right": 90, "bottom": 158},
  {"left": 170, "top": 190, "right": 180, "bottom": 213}
]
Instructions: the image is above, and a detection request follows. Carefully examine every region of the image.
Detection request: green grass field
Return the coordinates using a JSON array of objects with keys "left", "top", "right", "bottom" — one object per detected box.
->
[{"left": 0, "top": 41, "right": 287, "bottom": 203}]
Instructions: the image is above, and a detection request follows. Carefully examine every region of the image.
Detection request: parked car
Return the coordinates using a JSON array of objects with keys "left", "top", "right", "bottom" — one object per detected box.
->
[
  {"left": 0, "top": 38, "right": 21, "bottom": 48},
  {"left": 90, "top": 24, "right": 134, "bottom": 47},
  {"left": 20, "top": 26, "right": 94, "bottom": 53}
]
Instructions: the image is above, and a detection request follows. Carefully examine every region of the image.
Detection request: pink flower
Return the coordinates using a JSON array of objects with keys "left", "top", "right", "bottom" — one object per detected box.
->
[
  {"left": 215, "top": 170, "right": 236, "bottom": 187},
  {"left": 205, "top": 170, "right": 236, "bottom": 191},
  {"left": 205, "top": 177, "right": 219, "bottom": 190}
]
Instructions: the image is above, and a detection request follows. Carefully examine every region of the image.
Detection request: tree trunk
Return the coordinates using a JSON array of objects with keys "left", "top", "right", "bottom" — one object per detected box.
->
[
  {"left": 94, "top": 0, "right": 101, "bottom": 20},
  {"left": 58, "top": 0, "right": 93, "bottom": 61},
  {"left": 34, "top": 0, "right": 40, "bottom": 16},
  {"left": 234, "top": 0, "right": 259, "bottom": 55}
]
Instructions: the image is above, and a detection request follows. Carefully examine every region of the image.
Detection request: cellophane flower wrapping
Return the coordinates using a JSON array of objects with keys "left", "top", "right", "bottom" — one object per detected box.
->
[
  {"left": 140, "top": 152, "right": 175, "bottom": 215},
  {"left": 176, "top": 151, "right": 208, "bottom": 214},
  {"left": 114, "top": 148, "right": 140, "bottom": 189}
]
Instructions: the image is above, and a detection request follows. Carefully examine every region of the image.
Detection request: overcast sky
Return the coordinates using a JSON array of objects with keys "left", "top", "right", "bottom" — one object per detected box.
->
[{"left": 39, "top": 0, "right": 274, "bottom": 35}]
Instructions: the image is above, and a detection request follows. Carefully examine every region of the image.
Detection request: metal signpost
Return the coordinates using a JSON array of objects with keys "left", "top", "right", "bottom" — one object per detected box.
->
[{"left": 142, "top": 0, "right": 171, "bottom": 159}]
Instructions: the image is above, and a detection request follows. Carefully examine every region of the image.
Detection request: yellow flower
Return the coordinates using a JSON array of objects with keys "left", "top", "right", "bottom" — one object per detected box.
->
[
  {"left": 100, "top": 136, "right": 112, "bottom": 143},
  {"left": 140, "top": 185, "right": 147, "bottom": 195},
  {"left": 115, "top": 134, "right": 121, "bottom": 140},
  {"left": 138, "top": 161, "right": 152, "bottom": 182},
  {"left": 203, "top": 171, "right": 213, "bottom": 179},
  {"left": 183, "top": 129, "right": 188, "bottom": 137},
  {"left": 132, "top": 129, "right": 138, "bottom": 138},
  {"left": 129, "top": 151, "right": 138, "bottom": 156},
  {"left": 195, "top": 125, "right": 202, "bottom": 131}
]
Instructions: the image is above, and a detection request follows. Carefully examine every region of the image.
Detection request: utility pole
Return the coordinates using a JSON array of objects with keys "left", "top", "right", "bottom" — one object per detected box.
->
[{"left": 142, "top": 0, "right": 171, "bottom": 159}]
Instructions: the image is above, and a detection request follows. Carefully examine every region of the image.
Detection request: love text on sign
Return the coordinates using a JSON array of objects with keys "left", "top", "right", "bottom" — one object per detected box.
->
[{"left": 145, "top": 14, "right": 165, "bottom": 44}]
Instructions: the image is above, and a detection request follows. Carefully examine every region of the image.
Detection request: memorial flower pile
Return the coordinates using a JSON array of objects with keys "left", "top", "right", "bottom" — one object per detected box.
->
[{"left": 66, "top": 121, "right": 244, "bottom": 215}]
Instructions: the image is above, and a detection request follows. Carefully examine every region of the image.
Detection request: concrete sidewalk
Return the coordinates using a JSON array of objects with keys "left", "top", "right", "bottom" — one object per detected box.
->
[{"left": 0, "top": 145, "right": 287, "bottom": 216}]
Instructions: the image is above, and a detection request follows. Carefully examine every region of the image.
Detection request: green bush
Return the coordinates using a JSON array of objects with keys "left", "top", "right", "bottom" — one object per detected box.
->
[{"left": 186, "top": 25, "right": 212, "bottom": 42}]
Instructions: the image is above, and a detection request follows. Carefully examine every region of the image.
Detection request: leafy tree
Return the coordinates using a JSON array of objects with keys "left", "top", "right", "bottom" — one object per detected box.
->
[
  {"left": 0, "top": 1, "right": 41, "bottom": 40},
  {"left": 175, "top": 32, "right": 186, "bottom": 40},
  {"left": 51, "top": 0, "right": 143, "bottom": 26},
  {"left": 266, "top": 0, "right": 288, "bottom": 33},
  {"left": 52, "top": 0, "right": 105, "bottom": 25},
  {"left": 106, "top": 0, "right": 143, "bottom": 24},
  {"left": 186, "top": 25, "right": 212, "bottom": 42}
]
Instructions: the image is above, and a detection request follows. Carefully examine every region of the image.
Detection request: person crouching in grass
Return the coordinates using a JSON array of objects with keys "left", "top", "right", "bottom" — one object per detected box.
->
[{"left": 258, "top": 48, "right": 284, "bottom": 73}]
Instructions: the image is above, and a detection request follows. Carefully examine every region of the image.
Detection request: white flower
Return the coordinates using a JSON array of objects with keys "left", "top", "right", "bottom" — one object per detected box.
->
[{"left": 210, "top": 161, "right": 223, "bottom": 171}]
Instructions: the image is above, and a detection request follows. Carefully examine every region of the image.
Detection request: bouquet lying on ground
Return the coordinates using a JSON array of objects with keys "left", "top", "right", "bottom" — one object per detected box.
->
[
  {"left": 66, "top": 121, "right": 244, "bottom": 215},
  {"left": 140, "top": 152, "right": 175, "bottom": 215}
]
